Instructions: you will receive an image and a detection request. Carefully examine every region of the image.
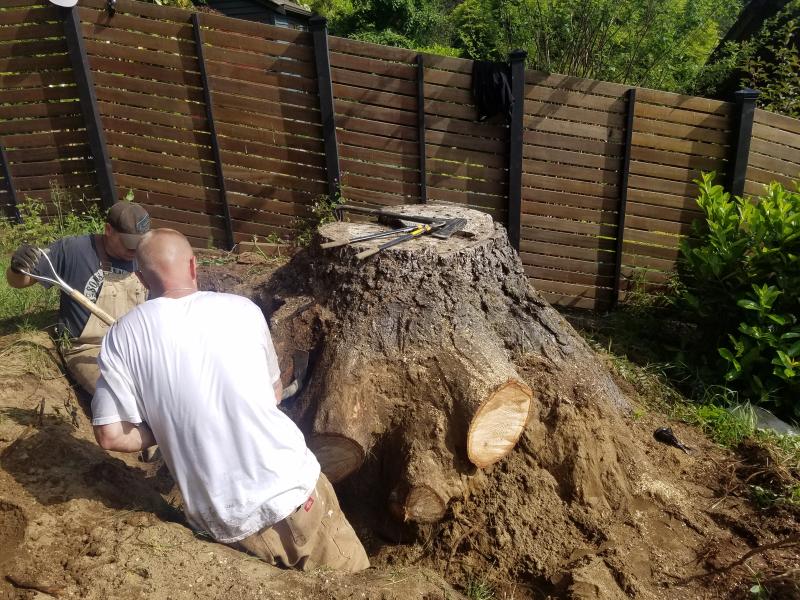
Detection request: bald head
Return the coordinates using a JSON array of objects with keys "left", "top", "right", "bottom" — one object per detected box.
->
[{"left": 136, "top": 229, "right": 197, "bottom": 298}]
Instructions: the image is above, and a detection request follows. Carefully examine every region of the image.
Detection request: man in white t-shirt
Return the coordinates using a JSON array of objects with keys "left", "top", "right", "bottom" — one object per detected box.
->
[{"left": 91, "top": 228, "right": 369, "bottom": 572}]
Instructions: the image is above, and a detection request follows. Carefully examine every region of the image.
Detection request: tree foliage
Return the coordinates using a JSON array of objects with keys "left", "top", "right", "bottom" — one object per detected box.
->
[
  {"left": 695, "top": 0, "right": 800, "bottom": 116},
  {"left": 312, "top": 0, "right": 741, "bottom": 92},
  {"left": 677, "top": 174, "right": 800, "bottom": 420}
]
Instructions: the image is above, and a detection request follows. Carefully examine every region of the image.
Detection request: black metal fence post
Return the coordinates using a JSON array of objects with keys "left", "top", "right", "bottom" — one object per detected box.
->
[
  {"left": 61, "top": 6, "right": 117, "bottom": 211},
  {"left": 0, "top": 143, "right": 21, "bottom": 223},
  {"left": 416, "top": 54, "right": 427, "bottom": 203},
  {"left": 507, "top": 49, "right": 526, "bottom": 251},
  {"left": 727, "top": 88, "right": 760, "bottom": 198},
  {"left": 611, "top": 87, "right": 637, "bottom": 309},
  {"left": 310, "top": 16, "right": 341, "bottom": 202},
  {"left": 192, "top": 13, "right": 235, "bottom": 250}
]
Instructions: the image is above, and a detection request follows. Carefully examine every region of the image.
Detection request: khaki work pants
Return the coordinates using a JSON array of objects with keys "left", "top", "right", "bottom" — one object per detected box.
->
[
  {"left": 61, "top": 270, "right": 146, "bottom": 395},
  {"left": 234, "top": 473, "right": 370, "bottom": 573}
]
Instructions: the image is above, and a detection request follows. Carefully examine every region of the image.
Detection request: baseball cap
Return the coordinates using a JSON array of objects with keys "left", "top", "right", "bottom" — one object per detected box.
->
[
  {"left": 107, "top": 202, "right": 151, "bottom": 250},
  {"left": 48, "top": 0, "right": 79, "bottom": 7}
]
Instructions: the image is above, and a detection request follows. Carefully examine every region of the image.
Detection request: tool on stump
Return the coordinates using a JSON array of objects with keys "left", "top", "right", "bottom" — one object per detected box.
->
[
  {"left": 320, "top": 225, "right": 418, "bottom": 249},
  {"left": 20, "top": 249, "right": 116, "bottom": 326},
  {"left": 336, "top": 205, "right": 468, "bottom": 240},
  {"left": 355, "top": 223, "right": 438, "bottom": 260}
]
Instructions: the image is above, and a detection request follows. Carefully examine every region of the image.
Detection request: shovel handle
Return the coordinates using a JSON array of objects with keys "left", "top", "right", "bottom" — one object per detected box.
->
[{"left": 67, "top": 288, "right": 116, "bottom": 326}]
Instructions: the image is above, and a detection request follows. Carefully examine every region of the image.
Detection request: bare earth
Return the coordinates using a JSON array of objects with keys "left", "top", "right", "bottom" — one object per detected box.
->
[{"left": 0, "top": 255, "right": 796, "bottom": 599}]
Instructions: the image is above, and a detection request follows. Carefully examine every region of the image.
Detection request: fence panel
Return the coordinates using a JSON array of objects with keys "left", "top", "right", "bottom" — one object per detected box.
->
[
  {"left": 200, "top": 12, "right": 325, "bottom": 242},
  {"left": 622, "top": 88, "right": 733, "bottom": 300},
  {"left": 5, "top": 0, "right": 800, "bottom": 312},
  {"left": 745, "top": 109, "right": 800, "bottom": 197},
  {"left": 0, "top": 1, "right": 98, "bottom": 218},
  {"left": 519, "top": 72, "right": 628, "bottom": 310},
  {"left": 78, "top": 0, "right": 225, "bottom": 246},
  {"left": 424, "top": 54, "right": 508, "bottom": 221},
  {"left": 328, "top": 36, "right": 421, "bottom": 208}
]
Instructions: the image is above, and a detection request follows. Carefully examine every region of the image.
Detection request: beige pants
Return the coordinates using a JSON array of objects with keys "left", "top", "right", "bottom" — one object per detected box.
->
[
  {"left": 62, "top": 345, "right": 102, "bottom": 395},
  {"left": 234, "top": 474, "right": 370, "bottom": 573},
  {"left": 61, "top": 266, "right": 147, "bottom": 396}
]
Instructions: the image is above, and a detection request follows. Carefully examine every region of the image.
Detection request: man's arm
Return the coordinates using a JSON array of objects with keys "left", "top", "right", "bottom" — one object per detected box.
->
[
  {"left": 273, "top": 379, "right": 283, "bottom": 406},
  {"left": 5, "top": 266, "right": 35, "bottom": 289},
  {"left": 6, "top": 244, "right": 45, "bottom": 289},
  {"left": 94, "top": 421, "right": 156, "bottom": 452}
]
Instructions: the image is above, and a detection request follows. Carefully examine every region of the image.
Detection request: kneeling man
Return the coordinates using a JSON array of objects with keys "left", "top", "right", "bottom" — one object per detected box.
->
[{"left": 91, "top": 228, "right": 369, "bottom": 573}]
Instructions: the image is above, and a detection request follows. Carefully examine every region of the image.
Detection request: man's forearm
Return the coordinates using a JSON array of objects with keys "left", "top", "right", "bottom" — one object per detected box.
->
[
  {"left": 94, "top": 421, "right": 157, "bottom": 452},
  {"left": 5, "top": 266, "right": 34, "bottom": 289},
  {"left": 273, "top": 379, "right": 283, "bottom": 405}
]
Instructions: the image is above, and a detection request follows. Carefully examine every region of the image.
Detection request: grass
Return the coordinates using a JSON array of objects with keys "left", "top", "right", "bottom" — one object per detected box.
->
[
  {"left": 568, "top": 306, "right": 800, "bottom": 512},
  {"left": 0, "top": 188, "right": 105, "bottom": 334},
  {"left": 464, "top": 579, "right": 495, "bottom": 600}
]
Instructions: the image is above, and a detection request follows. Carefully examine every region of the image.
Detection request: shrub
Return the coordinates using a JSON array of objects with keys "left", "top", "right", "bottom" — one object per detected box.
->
[{"left": 677, "top": 173, "right": 800, "bottom": 420}]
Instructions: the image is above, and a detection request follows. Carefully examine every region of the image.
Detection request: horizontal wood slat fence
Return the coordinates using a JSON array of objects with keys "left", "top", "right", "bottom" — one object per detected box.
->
[{"left": 2, "top": 0, "right": 800, "bottom": 310}]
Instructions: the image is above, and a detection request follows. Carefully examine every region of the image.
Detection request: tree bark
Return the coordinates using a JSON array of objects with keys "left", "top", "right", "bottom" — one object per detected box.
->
[{"left": 268, "top": 204, "right": 627, "bottom": 522}]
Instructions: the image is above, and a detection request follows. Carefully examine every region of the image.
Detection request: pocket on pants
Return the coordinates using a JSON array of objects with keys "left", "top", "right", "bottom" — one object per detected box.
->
[{"left": 284, "top": 489, "right": 323, "bottom": 548}]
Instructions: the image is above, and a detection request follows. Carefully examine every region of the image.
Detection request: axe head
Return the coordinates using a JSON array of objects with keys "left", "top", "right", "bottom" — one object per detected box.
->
[{"left": 431, "top": 217, "right": 468, "bottom": 239}]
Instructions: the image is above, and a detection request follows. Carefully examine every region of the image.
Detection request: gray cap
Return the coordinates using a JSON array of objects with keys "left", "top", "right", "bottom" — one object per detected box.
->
[{"left": 107, "top": 202, "right": 151, "bottom": 250}]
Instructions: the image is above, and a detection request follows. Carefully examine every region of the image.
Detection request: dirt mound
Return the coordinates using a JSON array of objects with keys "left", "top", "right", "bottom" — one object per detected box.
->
[
  {"left": 0, "top": 254, "right": 797, "bottom": 599},
  {"left": 231, "top": 248, "right": 798, "bottom": 599}
]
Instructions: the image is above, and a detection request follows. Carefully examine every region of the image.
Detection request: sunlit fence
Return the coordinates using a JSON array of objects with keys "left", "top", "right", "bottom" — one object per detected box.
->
[{"left": 1, "top": 0, "right": 799, "bottom": 309}]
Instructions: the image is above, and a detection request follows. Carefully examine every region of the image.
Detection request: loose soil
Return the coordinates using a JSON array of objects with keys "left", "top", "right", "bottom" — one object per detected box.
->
[{"left": 0, "top": 250, "right": 797, "bottom": 599}]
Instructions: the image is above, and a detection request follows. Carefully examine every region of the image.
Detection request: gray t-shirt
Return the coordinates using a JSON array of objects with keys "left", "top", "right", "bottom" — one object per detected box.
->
[{"left": 31, "top": 235, "right": 136, "bottom": 338}]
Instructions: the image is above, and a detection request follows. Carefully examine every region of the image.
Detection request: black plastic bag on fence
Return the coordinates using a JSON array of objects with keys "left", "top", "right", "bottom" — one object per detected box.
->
[{"left": 471, "top": 60, "right": 514, "bottom": 123}]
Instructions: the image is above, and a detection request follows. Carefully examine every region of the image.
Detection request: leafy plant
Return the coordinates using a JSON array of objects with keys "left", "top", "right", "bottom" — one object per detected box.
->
[
  {"left": 294, "top": 192, "right": 342, "bottom": 246},
  {"left": 677, "top": 173, "right": 800, "bottom": 419}
]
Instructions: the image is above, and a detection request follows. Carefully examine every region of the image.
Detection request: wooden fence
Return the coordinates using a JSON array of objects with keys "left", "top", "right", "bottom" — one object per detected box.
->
[{"left": 1, "top": 0, "right": 799, "bottom": 310}]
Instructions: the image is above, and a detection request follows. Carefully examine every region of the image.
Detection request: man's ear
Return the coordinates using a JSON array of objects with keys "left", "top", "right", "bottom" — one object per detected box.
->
[
  {"left": 104, "top": 222, "right": 114, "bottom": 237},
  {"left": 189, "top": 255, "right": 197, "bottom": 282}
]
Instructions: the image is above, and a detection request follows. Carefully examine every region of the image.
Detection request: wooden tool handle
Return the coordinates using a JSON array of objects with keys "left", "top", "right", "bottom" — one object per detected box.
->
[
  {"left": 67, "top": 289, "right": 116, "bottom": 326},
  {"left": 354, "top": 246, "right": 381, "bottom": 260},
  {"left": 320, "top": 239, "right": 351, "bottom": 249}
]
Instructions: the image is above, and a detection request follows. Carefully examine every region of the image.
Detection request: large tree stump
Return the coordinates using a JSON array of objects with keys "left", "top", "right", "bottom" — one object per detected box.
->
[{"left": 277, "top": 204, "right": 626, "bottom": 523}]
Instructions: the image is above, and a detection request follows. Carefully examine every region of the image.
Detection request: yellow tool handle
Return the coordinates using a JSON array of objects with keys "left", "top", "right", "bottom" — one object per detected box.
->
[
  {"left": 355, "top": 224, "right": 430, "bottom": 260},
  {"left": 67, "top": 288, "right": 116, "bottom": 326}
]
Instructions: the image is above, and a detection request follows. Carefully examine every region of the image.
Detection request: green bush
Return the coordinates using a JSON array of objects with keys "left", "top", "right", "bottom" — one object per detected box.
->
[{"left": 678, "top": 173, "right": 800, "bottom": 419}]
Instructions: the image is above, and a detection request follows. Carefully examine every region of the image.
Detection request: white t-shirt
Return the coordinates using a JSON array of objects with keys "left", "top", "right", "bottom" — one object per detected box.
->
[{"left": 92, "top": 291, "right": 320, "bottom": 543}]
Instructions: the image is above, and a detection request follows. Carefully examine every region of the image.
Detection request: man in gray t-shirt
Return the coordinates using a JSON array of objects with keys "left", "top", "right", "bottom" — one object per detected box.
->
[{"left": 6, "top": 202, "right": 151, "bottom": 394}]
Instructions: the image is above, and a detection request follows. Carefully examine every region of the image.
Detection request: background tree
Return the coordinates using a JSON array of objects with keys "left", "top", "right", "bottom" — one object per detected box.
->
[
  {"left": 450, "top": 0, "right": 741, "bottom": 91},
  {"left": 696, "top": 0, "right": 800, "bottom": 116}
]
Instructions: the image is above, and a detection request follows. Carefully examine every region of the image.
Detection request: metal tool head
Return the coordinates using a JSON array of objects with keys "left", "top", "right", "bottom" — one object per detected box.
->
[{"left": 430, "top": 217, "right": 468, "bottom": 239}]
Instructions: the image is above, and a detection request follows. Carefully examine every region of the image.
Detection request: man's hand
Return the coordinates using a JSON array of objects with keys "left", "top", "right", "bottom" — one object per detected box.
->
[{"left": 10, "top": 244, "right": 42, "bottom": 274}]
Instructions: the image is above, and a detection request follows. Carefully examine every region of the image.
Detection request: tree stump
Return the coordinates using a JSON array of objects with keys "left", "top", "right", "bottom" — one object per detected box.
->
[{"left": 278, "top": 204, "right": 626, "bottom": 523}]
